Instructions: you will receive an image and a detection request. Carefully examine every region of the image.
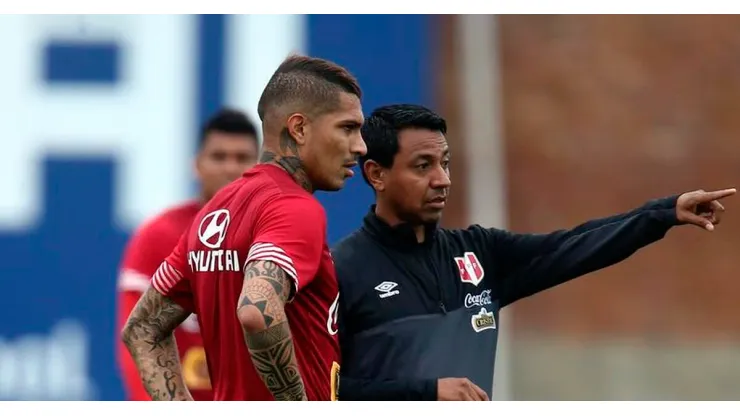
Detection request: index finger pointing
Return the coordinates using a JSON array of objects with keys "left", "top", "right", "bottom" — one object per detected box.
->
[{"left": 699, "top": 188, "right": 737, "bottom": 202}]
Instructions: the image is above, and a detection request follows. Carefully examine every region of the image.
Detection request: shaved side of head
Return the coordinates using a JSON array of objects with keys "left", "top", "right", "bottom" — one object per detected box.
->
[{"left": 257, "top": 54, "right": 362, "bottom": 140}]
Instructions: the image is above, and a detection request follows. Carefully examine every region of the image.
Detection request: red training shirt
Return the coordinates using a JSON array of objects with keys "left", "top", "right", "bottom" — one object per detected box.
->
[{"left": 152, "top": 164, "right": 340, "bottom": 401}]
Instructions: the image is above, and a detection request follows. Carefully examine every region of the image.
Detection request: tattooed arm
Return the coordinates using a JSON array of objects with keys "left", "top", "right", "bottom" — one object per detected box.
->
[
  {"left": 121, "top": 287, "right": 193, "bottom": 401},
  {"left": 237, "top": 260, "right": 307, "bottom": 401}
]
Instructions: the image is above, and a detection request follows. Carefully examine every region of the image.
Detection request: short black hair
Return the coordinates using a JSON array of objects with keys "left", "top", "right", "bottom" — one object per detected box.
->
[
  {"left": 199, "top": 108, "right": 258, "bottom": 148},
  {"left": 257, "top": 54, "right": 362, "bottom": 123},
  {"left": 360, "top": 104, "right": 447, "bottom": 184}
]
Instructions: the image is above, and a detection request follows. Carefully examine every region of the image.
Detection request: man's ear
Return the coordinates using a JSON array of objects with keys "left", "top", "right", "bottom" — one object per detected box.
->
[
  {"left": 285, "top": 113, "right": 308, "bottom": 147},
  {"left": 193, "top": 152, "right": 203, "bottom": 181},
  {"left": 363, "top": 160, "right": 386, "bottom": 192}
]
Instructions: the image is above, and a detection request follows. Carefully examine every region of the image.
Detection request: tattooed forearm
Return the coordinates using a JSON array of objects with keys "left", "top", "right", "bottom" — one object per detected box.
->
[
  {"left": 245, "top": 322, "right": 306, "bottom": 400},
  {"left": 258, "top": 128, "right": 312, "bottom": 192},
  {"left": 121, "top": 287, "right": 193, "bottom": 401},
  {"left": 237, "top": 260, "right": 307, "bottom": 401}
]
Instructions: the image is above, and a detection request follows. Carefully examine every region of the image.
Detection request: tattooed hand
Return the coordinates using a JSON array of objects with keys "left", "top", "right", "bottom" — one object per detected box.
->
[
  {"left": 237, "top": 260, "right": 308, "bottom": 401},
  {"left": 121, "top": 287, "right": 193, "bottom": 401}
]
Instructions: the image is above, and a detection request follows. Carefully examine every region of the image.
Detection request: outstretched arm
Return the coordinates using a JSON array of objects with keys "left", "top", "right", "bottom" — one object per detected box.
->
[
  {"left": 121, "top": 287, "right": 192, "bottom": 401},
  {"left": 497, "top": 188, "right": 735, "bottom": 305},
  {"left": 488, "top": 196, "right": 680, "bottom": 268},
  {"left": 487, "top": 189, "right": 733, "bottom": 273},
  {"left": 237, "top": 259, "right": 306, "bottom": 401}
]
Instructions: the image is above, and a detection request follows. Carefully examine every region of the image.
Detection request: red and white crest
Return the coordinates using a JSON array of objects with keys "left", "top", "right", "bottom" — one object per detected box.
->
[{"left": 454, "top": 252, "right": 485, "bottom": 286}]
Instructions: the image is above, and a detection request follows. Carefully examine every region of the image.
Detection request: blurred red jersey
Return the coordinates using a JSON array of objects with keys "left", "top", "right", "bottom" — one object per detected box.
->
[
  {"left": 116, "top": 201, "right": 213, "bottom": 401},
  {"left": 151, "top": 164, "right": 340, "bottom": 401}
]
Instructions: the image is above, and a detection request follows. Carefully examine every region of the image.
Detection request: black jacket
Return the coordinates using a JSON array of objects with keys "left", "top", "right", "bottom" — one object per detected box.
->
[{"left": 333, "top": 196, "right": 681, "bottom": 400}]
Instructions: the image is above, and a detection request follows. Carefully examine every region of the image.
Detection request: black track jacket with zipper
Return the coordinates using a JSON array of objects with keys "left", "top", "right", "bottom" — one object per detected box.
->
[{"left": 334, "top": 196, "right": 680, "bottom": 400}]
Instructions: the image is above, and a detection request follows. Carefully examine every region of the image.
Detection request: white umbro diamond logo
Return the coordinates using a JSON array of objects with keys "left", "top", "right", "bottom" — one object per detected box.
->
[
  {"left": 374, "top": 281, "right": 400, "bottom": 299},
  {"left": 375, "top": 281, "right": 397, "bottom": 292}
]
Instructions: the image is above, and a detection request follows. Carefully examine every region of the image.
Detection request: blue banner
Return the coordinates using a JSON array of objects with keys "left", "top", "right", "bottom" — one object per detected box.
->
[{"left": 0, "top": 14, "right": 431, "bottom": 400}]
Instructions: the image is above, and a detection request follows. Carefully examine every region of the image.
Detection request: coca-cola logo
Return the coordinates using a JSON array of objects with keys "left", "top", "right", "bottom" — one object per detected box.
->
[{"left": 464, "top": 289, "right": 492, "bottom": 309}]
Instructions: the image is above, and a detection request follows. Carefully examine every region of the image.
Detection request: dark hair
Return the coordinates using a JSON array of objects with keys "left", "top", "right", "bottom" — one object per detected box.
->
[
  {"left": 359, "top": 104, "right": 447, "bottom": 184},
  {"left": 199, "top": 108, "right": 258, "bottom": 148},
  {"left": 257, "top": 54, "right": 362, "bottom": 122}
]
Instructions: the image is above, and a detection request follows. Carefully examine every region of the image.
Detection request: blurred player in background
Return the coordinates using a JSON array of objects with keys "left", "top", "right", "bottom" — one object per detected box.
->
[
  {"left": 116, "top": 108, "right": 260, "bottom": 401},
  {"left": 121, "top": 54, "right": 366, "bottom": 401}
]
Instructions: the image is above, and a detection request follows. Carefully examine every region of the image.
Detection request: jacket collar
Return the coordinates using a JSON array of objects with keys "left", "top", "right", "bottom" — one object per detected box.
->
[{"left": 362, "top": 205, "right": 438, "bottom": 250}]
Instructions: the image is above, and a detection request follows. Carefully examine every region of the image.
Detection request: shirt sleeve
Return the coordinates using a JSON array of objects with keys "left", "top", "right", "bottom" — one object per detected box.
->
[
  {"left": 117, "top": 221, "right": 175, "bottom": 293},
  {"left": 151, "top": 229, "right": 195, "bottom": 313},
  {"left": 244, "top": 195, "right": 326, "bottom": 296}
]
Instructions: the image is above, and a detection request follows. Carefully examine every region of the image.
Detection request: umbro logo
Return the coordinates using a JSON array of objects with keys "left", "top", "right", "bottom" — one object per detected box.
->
[{"left": 374, "top": 281, "right": 400, "bottom": 299}]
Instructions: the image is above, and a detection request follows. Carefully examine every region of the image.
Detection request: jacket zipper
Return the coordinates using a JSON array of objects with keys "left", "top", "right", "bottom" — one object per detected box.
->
[
  {"left": 369, "top": 233, "right": 448, "bottom": 315},
  {"left": 424, "top": 250, "right": 447, "bottom": 314}
]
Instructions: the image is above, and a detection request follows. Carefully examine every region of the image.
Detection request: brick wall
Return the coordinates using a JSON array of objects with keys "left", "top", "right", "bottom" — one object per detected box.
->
[
  {"left": 497, "top": 15, "right": 740, "bottom": 340},
  {"left": 437, "top": 15, "right": 740, "bottom": 399}
]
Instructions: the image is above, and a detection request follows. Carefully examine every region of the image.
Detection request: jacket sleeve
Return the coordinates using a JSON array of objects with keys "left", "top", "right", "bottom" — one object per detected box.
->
[
  {"left": 482, "top": 196, "right": 679, "bottom": 271},
  {"left": 487, "top": 196, "right": 681, "bottom": 306},
  {"left": 338, "top": 376, "right": 437, "bottom": 401}
]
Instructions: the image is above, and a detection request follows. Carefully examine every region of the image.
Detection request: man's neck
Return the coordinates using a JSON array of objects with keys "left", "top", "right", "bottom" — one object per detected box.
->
[
  {"left": 260, "top": 147, "right": 313, "bottom": 193},
  {"left": 374, "top": 204, "right": 426, "bottom": 243}
]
